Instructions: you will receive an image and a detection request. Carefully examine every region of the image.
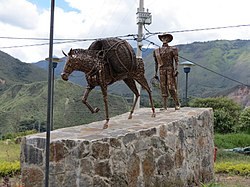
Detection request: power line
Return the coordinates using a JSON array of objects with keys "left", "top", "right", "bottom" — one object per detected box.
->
[
  {"left": 179, "top": 56, "right": 250, "bottom": 87},
  {"left": 144, "top": 23, "right": 250, "bottom": 37},
  {"left": 0, "top": 40, "right": 86, "bottom": 49},
  {"left": 0, "top": 23, "right": 250, "bottom": 86},
  {"left": 0, "top": 34, "right": 136, "bottom": 49},
  {"left": 0, "top": 34, "right": 137, "bottom": 42},
  {"left": 1, "top": 23, "right": 250, "bottom": 49},
  {"left": 144, "top": 38, "right": 250, "bottom": 87}
]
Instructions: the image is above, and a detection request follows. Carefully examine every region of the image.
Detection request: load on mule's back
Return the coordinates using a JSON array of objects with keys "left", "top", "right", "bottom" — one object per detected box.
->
[{"left": 61, "top": 37, "right": 155, "bottom": 129}]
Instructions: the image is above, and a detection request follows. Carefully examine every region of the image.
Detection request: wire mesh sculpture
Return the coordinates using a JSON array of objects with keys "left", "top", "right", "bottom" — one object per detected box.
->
[{"left": 61, "top": 37, "right": 155, "bottom": 129}]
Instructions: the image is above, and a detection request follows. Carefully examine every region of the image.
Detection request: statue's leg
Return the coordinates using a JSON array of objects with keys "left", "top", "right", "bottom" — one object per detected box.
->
[
  {"left": 123, "top": 78, "right": 140, "bottom": 119},
  {"left": 163, "top": 96, "right": 168, "bottom": 110},
  {"left": 160, "top": 70, "right": 168, "bottom": 110},
  {"left": 169, "top": 89, "right": 180, "bottom": 110},
  {"left": 168, "top": 73, "right": 180, "bottom": 110},
  {"left": 82, "top": 85, "right": 100, "bottom": 113},
  {"left": 100, "top": 85, "right": 109, "bottom": 129},
  {"left": 134, "top": 76, "right": 156, "bottom": 117}
]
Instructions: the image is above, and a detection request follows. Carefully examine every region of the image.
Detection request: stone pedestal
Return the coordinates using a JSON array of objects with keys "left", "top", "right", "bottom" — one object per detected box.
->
[{"left": 21, "top": 107, "right": 214, "bottom": 187}]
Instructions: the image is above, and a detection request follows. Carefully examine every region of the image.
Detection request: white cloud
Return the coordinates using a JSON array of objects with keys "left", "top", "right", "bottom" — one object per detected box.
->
[
  {"left": 0, "top": 0, "right": 250, "bottom": 63},
  {"left": 0, "top": 0, "right": 39, "bottom": 29}
]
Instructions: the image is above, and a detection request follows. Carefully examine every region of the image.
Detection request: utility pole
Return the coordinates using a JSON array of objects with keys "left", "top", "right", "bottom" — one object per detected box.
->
[
  {"left": 45, "top": 0, "right": 56, "bottom": 186},
  {"left": 135, "top": 0, "right": 152, "bottom": 109}
]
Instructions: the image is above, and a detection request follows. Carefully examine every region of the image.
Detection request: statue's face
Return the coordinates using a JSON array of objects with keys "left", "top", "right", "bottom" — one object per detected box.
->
[{"left": 161, "top": 36, "right": 170, "bottom": 43}]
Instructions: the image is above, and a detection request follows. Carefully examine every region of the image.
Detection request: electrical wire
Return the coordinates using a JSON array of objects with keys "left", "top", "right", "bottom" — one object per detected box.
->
[
  {"left": 143, "top": 38, "right": 250, "bottom": 87},
  {"left": 1, "top": 23, "right": 250, "bottom": 49},
  {"left": 144, "top": 23, "right": 250, "bottom": 37},
  {"left": 0, "top": 34, "right": 137, "bottom": 49},
  {"left": 179, "top": 56, "right": 250, "bottom": 87},
  {"left": 0, "top": 23, "right": 250, "bottom": 86}
]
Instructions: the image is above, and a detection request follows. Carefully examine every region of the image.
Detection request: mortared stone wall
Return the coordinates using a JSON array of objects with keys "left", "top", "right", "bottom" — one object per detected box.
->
[{"left": 21, "top": 107, "right": 214, "bottom": 187}]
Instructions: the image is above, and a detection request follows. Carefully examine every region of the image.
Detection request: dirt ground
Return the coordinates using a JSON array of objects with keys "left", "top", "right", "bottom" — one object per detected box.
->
[{"left": 215, "top": 174, "right": 250, "bottom": 187}]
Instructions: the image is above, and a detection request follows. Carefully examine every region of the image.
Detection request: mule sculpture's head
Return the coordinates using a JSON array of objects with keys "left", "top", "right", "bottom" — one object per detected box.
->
[{"left": 61, "top": 49, "right": 78, "bottom": 81}]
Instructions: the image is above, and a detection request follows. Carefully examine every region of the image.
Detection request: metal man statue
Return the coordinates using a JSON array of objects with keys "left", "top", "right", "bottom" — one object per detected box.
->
[{"left": 153, "top": 33, "right": 180, "bottom": 110}]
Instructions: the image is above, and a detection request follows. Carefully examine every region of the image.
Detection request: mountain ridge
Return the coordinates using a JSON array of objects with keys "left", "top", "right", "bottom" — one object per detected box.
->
[
  {"left": 1, "top": 39, "right": 250, "bottom": 136},
  {"left": 0, "top": 80, "right": 129, "bottom": 136},
  {"left": 0, "top": 50, "right": 47, "bottom": 93}
]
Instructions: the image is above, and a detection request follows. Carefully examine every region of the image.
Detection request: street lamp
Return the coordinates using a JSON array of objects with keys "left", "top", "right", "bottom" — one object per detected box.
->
[{"left": 179, "top": 61, "right": 195, "bottom": 106}]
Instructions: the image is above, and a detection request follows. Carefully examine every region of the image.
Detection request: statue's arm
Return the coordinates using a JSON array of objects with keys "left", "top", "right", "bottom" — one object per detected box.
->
[
  {"left": 153, "top": 50, "right": 158, "bottom": 77},
  {"left": 173, "top": 47, "right": 179, "bottom": 70}
]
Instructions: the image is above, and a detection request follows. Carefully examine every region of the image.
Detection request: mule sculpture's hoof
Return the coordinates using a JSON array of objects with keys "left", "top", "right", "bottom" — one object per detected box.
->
[
  {"left": 103, "top": 120, "right": 109, "bottom": 129},
  {"left": 94, "top": 107, "right": 100, "bottom": 113},
  {"left": 128, "top": 113, "right": 133, "bottom": 119},
  {"left": 175, "top": 105, "right": 180, "bottom": 110}
]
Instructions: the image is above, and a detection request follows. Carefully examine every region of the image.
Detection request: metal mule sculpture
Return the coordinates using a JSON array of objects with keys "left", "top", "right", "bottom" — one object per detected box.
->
[{"left": 61, "top": 37, "right": 155, "bottom": 129}]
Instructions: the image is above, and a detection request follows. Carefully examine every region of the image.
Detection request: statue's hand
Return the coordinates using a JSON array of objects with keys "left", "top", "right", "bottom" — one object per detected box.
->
[
  {"left": 175, "top": 71, "right": 179, "bottom": 76},
  {"left": 154, "top": 75, "right": 159, "bottom": 80}
]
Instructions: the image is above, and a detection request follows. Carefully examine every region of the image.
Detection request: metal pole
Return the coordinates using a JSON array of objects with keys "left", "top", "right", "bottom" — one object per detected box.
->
[
  {"left": 137, "top": 0, "right": 144, "bottom": 59},
  {"left": 51, "top": 64, "right": 55, "bottom": 131},
  {"left": 134, "top": 0, "right": 144, "bottom": 109},
  {"left": 185, "top": 72, "right": 188, "bottom": 106},
  {"left": 45, "top": 0, "right": 55, "bottom": 186}
]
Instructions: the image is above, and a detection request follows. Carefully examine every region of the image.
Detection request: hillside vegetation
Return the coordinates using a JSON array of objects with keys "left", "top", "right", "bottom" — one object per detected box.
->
[
  {"left": 143, "top": 40, "right": 250, "bottom": 99},
  {"left": 33, "top": 40, "right": 250, "bottom": 99},
  {"left": 1, "top": 39, "right": 250, "bottom": 135},
  {"left": 0, "top": 50, "right": 47, "bottom": 93},
  {"left": 0, "top": 80, "right": 129, "bottom": 136}
]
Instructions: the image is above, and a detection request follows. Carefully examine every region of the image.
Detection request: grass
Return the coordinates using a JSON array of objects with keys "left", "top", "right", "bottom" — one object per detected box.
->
[
  {"left": 215, "top": 133, "right": 250, "bottom": 149},
  {"left": 215, "top": 150, "right": 250, "bottom": 164},
  {"left": 0, "top": 140, "right": 21, "bottom": 178},
  {"left": 0, "top": 140, "right": 20, "bottom": 163},
  {"left": 214, "top": 133, "right": 250, "bottom": 176}
]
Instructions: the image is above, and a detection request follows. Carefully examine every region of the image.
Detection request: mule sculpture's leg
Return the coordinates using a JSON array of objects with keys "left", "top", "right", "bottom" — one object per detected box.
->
[
  {"left": 100, "top": 85, "right": 109, "bottom": 129},
  {"left": 82, "top": 85, "right": 100, "bottom": 113},
  {"left": 134, "top": 76, "right": 156, "bottom": 118},
  {"left": 123, "top": 78, "right": 140, "bottom": 119}
]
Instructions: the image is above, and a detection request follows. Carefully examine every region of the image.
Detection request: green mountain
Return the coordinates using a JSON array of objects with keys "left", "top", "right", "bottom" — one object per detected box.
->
[
  {"left": 175, "top": 40, "right": 250, "bottom": 98},
  {"left": 138, "top": 40, "right": 250, "bottom": 100},
  {"left": 0, "top": 79, "right": 129, "bottom": 136},
  {"left": 37, "top": 40, "right": 250, "bottom": 100},
  {"left": 1, "top": 39, "right": 250, "bottom": 136},
  {"left": 0, "top": 50, "right": 47, "bottom": 93}
]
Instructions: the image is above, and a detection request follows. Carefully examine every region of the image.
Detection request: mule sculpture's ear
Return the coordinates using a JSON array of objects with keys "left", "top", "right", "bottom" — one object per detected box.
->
[
  {"left": 62, "top": 50, "right": 67, "bottom": 57},
  {"left": 69, "top": 48, "right": 73, "bottom": 56}
]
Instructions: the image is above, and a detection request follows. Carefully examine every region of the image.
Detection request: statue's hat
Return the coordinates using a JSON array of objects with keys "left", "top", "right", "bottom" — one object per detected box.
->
[{"left": 158, "top": 33, "right": 173, "bottom": 43}]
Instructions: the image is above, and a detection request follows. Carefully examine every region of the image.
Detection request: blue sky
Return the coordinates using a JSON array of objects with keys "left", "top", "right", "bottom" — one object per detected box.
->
[{"left": 27, "top": 0, "right": 78, "bottom": 12}]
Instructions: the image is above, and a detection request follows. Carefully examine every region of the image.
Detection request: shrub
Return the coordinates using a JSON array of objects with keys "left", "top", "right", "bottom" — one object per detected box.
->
[
  {"left": 215, "top": 162, "right": 250, "bottom": 176},
  {"left": 238, "top": 107, "right": 250, "bottom": 133},
  {"left": 189, "top": 97, "right": 241, "bottom": 133},
  {"left": 0, "top": 161, "right": 20, "bottom": 177},
  {"left": 1, "top": 130, "right": 37, "bottom": 141}
]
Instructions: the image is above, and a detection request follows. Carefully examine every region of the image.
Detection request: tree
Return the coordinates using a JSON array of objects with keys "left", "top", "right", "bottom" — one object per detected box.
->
[
  {"left": 189, "top": 97, "right": 241, "bottom": 133},
  {"left": 238, "top": 107, "right": 250, "bottom": 133}
]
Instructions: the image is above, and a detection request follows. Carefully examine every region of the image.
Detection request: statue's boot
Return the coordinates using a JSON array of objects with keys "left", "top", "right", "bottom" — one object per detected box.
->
[
  {"left": 175, "top": 102, "right": 181, "bottom": 110},
  {"left": 169, "top": 90, "right": 180, "bottom": 110},
  {"left": 163, "top": 97, "right": 168, "bottom": 110}
]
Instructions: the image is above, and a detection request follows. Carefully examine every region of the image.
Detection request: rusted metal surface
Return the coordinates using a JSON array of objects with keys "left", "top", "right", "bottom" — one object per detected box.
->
[
  {"left": 153, "top": 33, "right": 180, "bottom": 110},
  {"left": 61, "top": 37, "right": 155, "bottom": 128}
]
